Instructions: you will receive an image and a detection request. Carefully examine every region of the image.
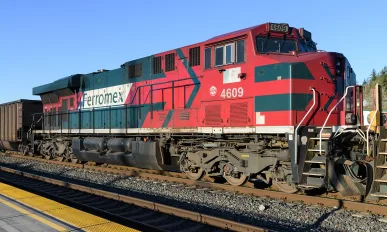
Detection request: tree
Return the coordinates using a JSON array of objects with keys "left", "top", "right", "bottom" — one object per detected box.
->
[
  {"left": 363, "top": 66, "right": 387, "bottom": 110},
  {"left": 371, "top": 69, "right": 377, "bottom": 81},
  {"left": 381, "top": 66, "right": 387, "bottom": 76}
]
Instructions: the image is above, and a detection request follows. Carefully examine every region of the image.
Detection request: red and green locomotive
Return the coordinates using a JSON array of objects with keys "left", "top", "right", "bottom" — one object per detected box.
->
[{"left": 3, "top": 22, "right": 386, "bottom": 198}]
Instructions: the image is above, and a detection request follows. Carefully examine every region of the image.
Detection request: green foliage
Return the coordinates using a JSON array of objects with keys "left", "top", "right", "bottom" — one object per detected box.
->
[
  {"left": 363, "top": 66, "right": 387, "bottom": 110},
  {"left": 371, "top": 69, "right": 377, "bottom": 81}
]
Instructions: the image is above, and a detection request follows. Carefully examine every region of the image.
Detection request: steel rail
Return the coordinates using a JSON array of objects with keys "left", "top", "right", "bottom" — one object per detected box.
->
[
  {"left": 0, "top": 165, "right": 267, "bottom": 232},
  {"left": 2, "top": 152, "right": 387, "bottom": 217}
]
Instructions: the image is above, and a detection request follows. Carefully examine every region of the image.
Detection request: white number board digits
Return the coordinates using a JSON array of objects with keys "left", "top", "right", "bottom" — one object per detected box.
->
[{"left": 268, "top": 23, "right": 289, "bottom": 33}]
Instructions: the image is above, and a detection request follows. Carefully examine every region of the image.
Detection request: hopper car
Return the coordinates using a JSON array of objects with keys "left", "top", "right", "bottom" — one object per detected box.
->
[{"left": 2, "top": 22, "right": 387, "bottom": 199}]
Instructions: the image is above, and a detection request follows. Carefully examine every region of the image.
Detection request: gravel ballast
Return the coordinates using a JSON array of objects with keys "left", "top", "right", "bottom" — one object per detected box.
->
[{"left": 0, "top": 155, "right": 386, "bottom": 232}]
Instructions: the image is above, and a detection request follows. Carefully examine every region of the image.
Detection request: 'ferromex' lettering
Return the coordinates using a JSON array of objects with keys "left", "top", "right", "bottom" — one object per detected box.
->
[{"left": 83, "top": 92, "right": 124, "bottom": 107}]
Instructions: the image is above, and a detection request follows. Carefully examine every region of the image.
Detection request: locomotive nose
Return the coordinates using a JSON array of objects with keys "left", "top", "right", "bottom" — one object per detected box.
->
[{"left": 322, "top": 52, "right": 360, "bottom": 126}]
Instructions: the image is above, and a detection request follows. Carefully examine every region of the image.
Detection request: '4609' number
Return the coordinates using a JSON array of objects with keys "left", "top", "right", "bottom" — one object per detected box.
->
[{"left": 220, "top": 87, "right": 244, "bottom": 98}]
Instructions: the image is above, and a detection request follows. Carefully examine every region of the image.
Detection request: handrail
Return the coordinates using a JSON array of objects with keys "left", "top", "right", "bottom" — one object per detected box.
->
[
  {"left": 294, "top": 88, "right": 316, "bottom": 164},
  {"left": 32, "top": 77, "right": 201, "bottom": 133},
  {"left": 319, "top": 86, "right": 354, "bottom": 155},
  {"left": 128, "top": 77, "right": 195, "bottom": 105},
  {"left": 366, "top": 84, "right": 380, "bottom": 156}
]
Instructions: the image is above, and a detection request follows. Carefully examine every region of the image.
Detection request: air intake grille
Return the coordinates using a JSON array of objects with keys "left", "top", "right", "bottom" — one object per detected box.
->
[
  {"left": 165, "top": 53, "right": 175, "bottom": 72},
  {"left": 189, "top": 46, "right": 200, "bottom": 67},
  {"left": 230, "top": 102, "right": 248, "bottom": 125},
  {"left": 179, "top": 111, "right": 190, "bottom": 120},
  {"left": 205, "top": 105, "right": 221, "bottom": 125},
  {"left": 152, "top": 56, "right": 162, "bottom": 74},
  {"left": 158, "top": 113, "right": 166, "bottom": 122}
]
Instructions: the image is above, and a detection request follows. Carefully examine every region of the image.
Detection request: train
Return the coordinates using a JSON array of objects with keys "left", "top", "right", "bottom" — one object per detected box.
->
[{"left": 1, "top": 22, "right": 386, "bottom": 199}]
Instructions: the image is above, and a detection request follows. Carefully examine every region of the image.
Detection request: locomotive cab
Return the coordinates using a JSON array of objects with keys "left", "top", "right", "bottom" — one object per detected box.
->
[{"left": 254, "top": 23, "right": 317, "bottom": 54}]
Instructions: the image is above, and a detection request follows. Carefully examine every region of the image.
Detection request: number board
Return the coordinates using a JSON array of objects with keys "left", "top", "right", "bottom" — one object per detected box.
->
[{"left": 267, "top": 23, "right": 289, "bottom": 33}]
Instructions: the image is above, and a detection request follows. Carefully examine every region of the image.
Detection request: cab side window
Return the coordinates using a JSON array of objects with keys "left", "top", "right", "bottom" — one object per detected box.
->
[{"left": 215, "top": 40, "right": 245, "bottom": 67}]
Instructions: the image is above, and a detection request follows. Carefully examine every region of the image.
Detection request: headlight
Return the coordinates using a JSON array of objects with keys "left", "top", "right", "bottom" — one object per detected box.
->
[
  {"left": 336, "top": 59, "right": 341, "bottom": 76},
  {"left": 346, "top": 113, "right": 357, "bottom": 125}
]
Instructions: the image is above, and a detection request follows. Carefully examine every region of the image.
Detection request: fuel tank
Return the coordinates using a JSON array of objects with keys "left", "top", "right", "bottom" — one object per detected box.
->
[
  {"left": 72, "top": 138, "right": 179, "bottom": 171},
  {"left": 83, "top": 137, "right": 106, "bottom": 151}
]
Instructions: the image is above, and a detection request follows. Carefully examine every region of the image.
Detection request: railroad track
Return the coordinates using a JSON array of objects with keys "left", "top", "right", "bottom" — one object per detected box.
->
[
  {"left": 0, "top": 165, "right": 267, "bottom": 232},
  {"left": 2, "top": 152, "right": 387, "bottom": 218}
]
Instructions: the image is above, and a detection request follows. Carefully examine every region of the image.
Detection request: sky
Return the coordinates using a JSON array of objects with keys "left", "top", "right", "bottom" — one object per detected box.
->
[{"left": 0, "top": 0, "right": 386, "bottom": 103}]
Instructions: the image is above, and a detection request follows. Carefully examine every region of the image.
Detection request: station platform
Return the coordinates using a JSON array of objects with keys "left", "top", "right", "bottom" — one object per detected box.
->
[{"left": 0, "top": 182, "right": 139, "bottom": 232}]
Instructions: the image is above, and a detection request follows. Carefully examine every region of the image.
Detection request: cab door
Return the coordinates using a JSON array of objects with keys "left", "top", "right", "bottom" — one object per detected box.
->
[{"left": 342, "top": 59, "right": 360, "bottom": 125}]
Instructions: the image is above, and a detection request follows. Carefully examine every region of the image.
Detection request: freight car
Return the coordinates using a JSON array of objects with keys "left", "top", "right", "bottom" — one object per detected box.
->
[
  {"left": 3, "top": 22, "right": 387, "bottom": 200},
  {"left": 0, "top": 99, "right": 42, "bottom": 151}
]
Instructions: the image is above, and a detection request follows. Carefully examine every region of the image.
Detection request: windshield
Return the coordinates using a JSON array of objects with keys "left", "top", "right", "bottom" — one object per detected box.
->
[{"left": 256, "top": 36, "right": 298, "bottom": 53}]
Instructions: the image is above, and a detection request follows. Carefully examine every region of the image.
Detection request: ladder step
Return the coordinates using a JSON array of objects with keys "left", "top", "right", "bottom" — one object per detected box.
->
[
  {"left": 308, "top": 149, "right": 326, "bottom": 152},
  {"left": 381, "top": 139, "right": 387, "bottom": 142},
  {"left": 306, "top": 176, "right": 325, "bottom": 186},
  {"left": 305, "top": 156, "right": 326, "bottom": 164},
  {"left": 303, "top": 168, "right": 325, "bottom": 177},
  {"left": 310, "top": 137, "right": 329, "bottom": 140},
  {"left": 370, "top": 192, "right": 387, "bottom": 198},
  {"left": 316, "top": 127, "right": 332, "bottom": 131},
  {"left": 375, "top": 179, "right": 387, "bottom": 183},
  {"left": 379, "top": 152, "right": 387, "bottom": 155},
  {"left": 376, "top": 165, "right": 387, "bottom": 169},
  {"left": 298, "top": 184, "right": 321, "bottom": 189}
]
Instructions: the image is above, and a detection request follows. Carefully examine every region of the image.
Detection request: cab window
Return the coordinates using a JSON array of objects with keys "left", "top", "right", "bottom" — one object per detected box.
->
[
  {"left": 214, "top": 40, "right": 245, "bottom": 67},
  {"left": 256, "top": 36, "right": 297, "bottom": 53}
]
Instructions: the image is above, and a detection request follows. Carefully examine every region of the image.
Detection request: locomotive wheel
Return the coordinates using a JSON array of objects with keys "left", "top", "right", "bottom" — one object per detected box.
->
[
  {"left": 224, "top": 173, "right": 248, "bottom": 186},
  {"left": 273, "top": 180, "right": 298, "bottom": 193},
  {"left": 185, "top": 167, "right": 204, "bottom": 180},
  {"left": 64, "top": 147, "right": 77, "bottom": 163},
  {"left": 23, "top": 147, "right": 29, "bottom": 156}
]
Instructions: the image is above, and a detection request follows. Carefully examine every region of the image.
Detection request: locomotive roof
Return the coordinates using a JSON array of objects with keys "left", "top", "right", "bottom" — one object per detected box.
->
[
  {"left": 206, "top": 25, "right": 258, "bottom": 42},
  {"left": 32, "top": 22, "right": 301, "bottom": 96},
  {"left": 0, "top": 99, "right": 42, "bottom": 106}
]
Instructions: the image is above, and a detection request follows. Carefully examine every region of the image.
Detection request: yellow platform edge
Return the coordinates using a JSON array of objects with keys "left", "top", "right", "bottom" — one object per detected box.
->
[{"left": 0, "top": 182, "right": 140, "bottom": 232}]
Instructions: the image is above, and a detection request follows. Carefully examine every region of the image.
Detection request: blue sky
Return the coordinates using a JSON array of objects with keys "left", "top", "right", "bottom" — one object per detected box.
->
[{"left": 0, "top": 1, "right": 386, "bottom": 103}]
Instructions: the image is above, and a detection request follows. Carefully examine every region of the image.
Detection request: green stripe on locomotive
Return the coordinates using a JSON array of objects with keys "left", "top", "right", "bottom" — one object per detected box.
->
[
  {"left": 254, "top": 62, "right": 314, "bottom": 82},
  {"left": 38, "top": 54, "right": 169, "bottom": 131},
  {"left": 65, "top": 103, "right": 165, "bottom": 130},
  {"left": 255, "top": 93, "right": 313, "bottom": 112}
]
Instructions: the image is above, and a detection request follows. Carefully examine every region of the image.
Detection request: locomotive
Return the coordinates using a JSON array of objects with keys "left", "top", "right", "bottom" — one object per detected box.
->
[{"left": 1, "top": 22, "right": 386, "bottom": 199}]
